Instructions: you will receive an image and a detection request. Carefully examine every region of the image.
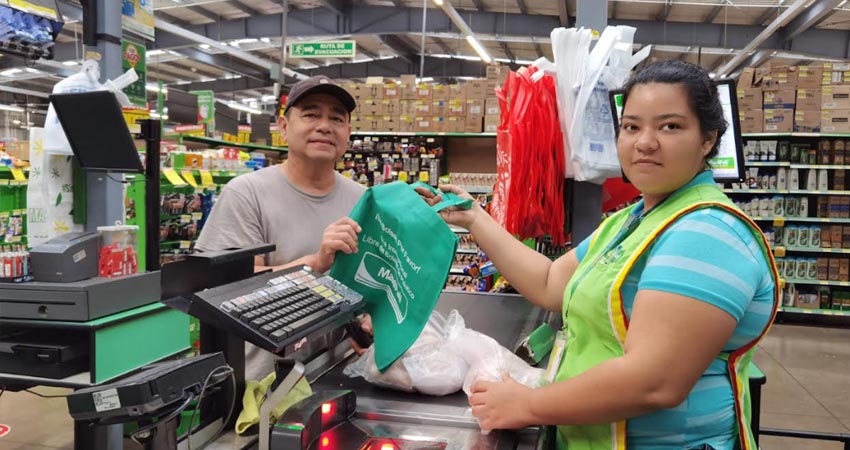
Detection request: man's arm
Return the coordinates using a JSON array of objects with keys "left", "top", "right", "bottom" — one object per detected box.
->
[{"left": 252, "top": 218, "right": 361, "bottom": 273}]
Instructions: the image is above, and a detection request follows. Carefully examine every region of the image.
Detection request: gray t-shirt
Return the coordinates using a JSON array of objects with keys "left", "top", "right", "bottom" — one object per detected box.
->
[
  {"left": 195, "top": 165, "right": 366, "bottom": 266},
  {"left": 195, "top": 165, "right": 365, "bottom": 380}
]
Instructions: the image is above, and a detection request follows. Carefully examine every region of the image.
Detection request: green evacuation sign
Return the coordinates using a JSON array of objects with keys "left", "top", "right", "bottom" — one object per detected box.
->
[{"left": 290, "top": 41, "right": 356, "bottom": 58}]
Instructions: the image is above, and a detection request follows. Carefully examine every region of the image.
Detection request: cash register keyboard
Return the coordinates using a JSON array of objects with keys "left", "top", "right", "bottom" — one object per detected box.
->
[{"left": 191, "top": 266, "right": 364, "bottom": 353}]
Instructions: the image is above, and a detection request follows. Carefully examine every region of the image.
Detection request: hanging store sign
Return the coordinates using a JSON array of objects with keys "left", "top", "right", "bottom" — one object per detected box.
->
[
  {"left": 290, "top": 41, "right": 356, "bottom": 58},
  {"left": 121, "top": 39, "right": 147, "bottom": 107},
  {"left": 122, "top": 0, "right": 155, "bottom": 41}
]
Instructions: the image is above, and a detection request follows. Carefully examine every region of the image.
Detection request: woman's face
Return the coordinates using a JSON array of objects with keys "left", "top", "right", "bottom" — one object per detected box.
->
[{"left": 617, "top": 82, "right": 716, "bottom": 200}]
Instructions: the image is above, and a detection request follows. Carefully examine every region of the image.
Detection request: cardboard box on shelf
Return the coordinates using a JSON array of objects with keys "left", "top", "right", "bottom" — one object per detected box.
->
[
  {"left": 398, "top": 100, "right": 416, "bottom": 116},
  {"left": 843, "top": 197, "right": 850, "bottom": 219},
  {"left": 484, "top": 115, "right": 500, "bottom": 133},
  {"left": 763, "top": 70, "right": 798, "bottom": 91},
  {"left": 398, "top": 115, "right": 415, "bottom": 133},
  {"left": 400, "top": 74, "right": 417, "bottom": 85},
  {"left": 431, "top": 100, "right": 447, "bottom": 116},
  {"left": 764, "top": 108, "right": 794, "bottom": 133},
  {"left": 737, "top": 87, "right": 763, "bottom": 111},
  {"left": 795, "top": 89, "right": 821, "bottom": 110},
  {"left": 822, "top": 86, "right": 850, "bottom": 109},
  {"left": 797, "top": 65, "right": 824, "bottom": 89},
  {"left": 822, "top": 70, "right": 844, "bottom": 86},
  {"left": 829, "top": 258, "right": 841, "bottom": 281},
  {"left": 763, "top": 89, "right": 796, "bottom": 107},
  {"left": 796, "top": 293, "right": 820, "bottom": 309},
  {"left": 415, "top": 84, "right": 432, "bottom": 101},
  {"left": 364, "top": 116, "right": 383, "bottom": 131},
  {"left": 754, "top": 67, "right": 770, "bottom": 87},
  {"left": 740, "top": 110, "right": 764, "bottom": 133},
  {"left": 448, "top": 84, "right": 465, "bottom": 100},
  {"left": 432, "top": 116, "right": 447, "bottom": 133},
  {"left": 383, "top": 83, "right": 401, "bottom": 99},
  {"left": 465, "top": 80, "right": 488, "bottom": 100},
  {"left": 485, "top": 97, "right": 500, "bottom": 116},
  {"left": 5, "top": 141, "right": 28, "bottom": 161},
  {"left": 446, "top": 116, "right": 464, "bottom": 133},
  {"left": 363, "top": 83, "right": 383, "bottom": 100},
  {"left": 739, "top": 67, "right": 756, "bottom": 88},
  {"left": 414, "top": 116, "right": 433, "bottom": 132},
  {"left": 822, "top": 109, "right": 850, "bottom": 133},
  {"left": 382, "top": 116, "right": 399, "bottom": 132},
  {"left": 400, "top": 84, "right": 418, "bottom": 100},
  {"left": 432, "top": 84, "right": 449, "bottom": 101},
  {"left": 379, "top": 99, "right": 401, "bottom": 116},
  {"left": 447, "top": 100, "right": 465, "bottom": 117},
  {"left": 464, "top": 115, "right": 483, "bottom": 133},
  {"left": 466, "top": 99, "right": 485, "bottom": 116},
  {"left": 412, "top": 100, "right": 432, "bottom": 115},
  {"left": 794, "top": 110, "right": 821, "bottom": 133},
  {"left": 358, "top": 100, "right": 381, "bottom": 116},
  {"left": 841, "top": 259, "right": 850, "bottom": 280}
]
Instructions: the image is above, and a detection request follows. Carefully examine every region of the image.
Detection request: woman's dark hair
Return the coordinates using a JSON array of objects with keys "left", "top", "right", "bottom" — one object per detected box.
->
[{"left": 621, "top": 60, "right": 727, "bottom": 162}]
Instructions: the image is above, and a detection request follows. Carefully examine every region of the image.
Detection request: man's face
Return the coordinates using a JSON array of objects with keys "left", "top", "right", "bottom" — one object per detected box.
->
[{"left": 281, "top": 92, "right": 351, "bottom": 163}]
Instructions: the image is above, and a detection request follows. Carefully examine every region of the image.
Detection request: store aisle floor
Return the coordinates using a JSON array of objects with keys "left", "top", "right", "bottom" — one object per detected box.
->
[{"left": 0, "top": 323, "right": 849, "bottom": 450}]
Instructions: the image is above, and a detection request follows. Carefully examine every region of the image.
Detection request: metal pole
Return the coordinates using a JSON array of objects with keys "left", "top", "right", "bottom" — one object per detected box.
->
[
  {"left": 84, "top": 0, "right": 124, "bottom": 231},
  {"left": 420, "top": 0, "right": 427, "bottom": 79},
  {"left": 570, "top": 0, "right": 608, "bottom": 243},
  {"left": 280, "top": 0, "right": 289, "bottom": 84}
]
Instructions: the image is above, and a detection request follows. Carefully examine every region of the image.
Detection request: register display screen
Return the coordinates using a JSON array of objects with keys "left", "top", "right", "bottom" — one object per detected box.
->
[{"left": 609, "top": 78, "right": 745, "bottom": 182}]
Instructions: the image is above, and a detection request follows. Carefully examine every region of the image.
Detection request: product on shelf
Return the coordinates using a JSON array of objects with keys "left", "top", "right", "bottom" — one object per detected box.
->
[
  {"left": 97, "top": 225, "right": 139, "bottom": 278},
  {"left": 0, "top": 245, "right": 31, "bottom": 282},
  {"left": 337, "top": 135, "right": 445, "bottom": 187}
]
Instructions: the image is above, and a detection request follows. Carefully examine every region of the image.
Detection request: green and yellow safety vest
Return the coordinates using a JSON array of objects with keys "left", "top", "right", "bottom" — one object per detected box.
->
[{"left": 555, "top": 182, "right": 779, "bottom": 450}]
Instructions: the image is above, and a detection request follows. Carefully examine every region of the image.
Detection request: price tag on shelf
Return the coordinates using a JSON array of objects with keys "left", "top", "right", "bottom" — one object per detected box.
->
[
  {"left": 398, "top": 172, "right": 409, "bottom": 182},
  {"left": 10, "top": 168, "right": 25, "bottom": 181},
  {"left": 180, "top": 170, "right": 198, "bottom": 188},
  {"left": 6, "top": 236, "right": 21, "bottom": 243},
  {"left": 426, "top": 138, "right": 435, "bottom": 143},
  {"left": 381, "top": 154, "right": 389, "bottom": 158},
  {"left": 773, "top": 217, "right": 786, "bottom": 227},
  {"left": 179, "top": 241, "right": 192, "bottom": 249},
  {"left": 778, "top": 279, "right": 786, "bottom": 289},
  {"left": 0, "top": 180, "right": 8, "bottom": 186},
  {"left": 199, "top": 170, "right": 214, "bottom": 187},
  {"left": 419, "top": 171, "right": 429, "bottom": 183},
  {"left": 774, "top": 247, "right": 786, "bottom": 258},
  {"left": 180, "top": 215, "right": 191, "bottom": 224},
  {"left": 401, "top": 139, "right": 409, "bottom": 143},
  {"left": 191, "top": 212, "right": 203, "bottom": 221},
  {"left": 162, "top": 168, "right": 187, "bottom": 186}
]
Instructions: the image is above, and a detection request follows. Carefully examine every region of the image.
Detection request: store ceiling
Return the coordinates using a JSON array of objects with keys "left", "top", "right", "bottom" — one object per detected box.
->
[{"left": 0, "top": 0, "right": 848, "bottom": 112}]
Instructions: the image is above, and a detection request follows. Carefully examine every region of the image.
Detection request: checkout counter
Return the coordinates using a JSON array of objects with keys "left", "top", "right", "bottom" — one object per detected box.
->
[{"left": 207, "top": 290, "right": 553, "bottom": 450}]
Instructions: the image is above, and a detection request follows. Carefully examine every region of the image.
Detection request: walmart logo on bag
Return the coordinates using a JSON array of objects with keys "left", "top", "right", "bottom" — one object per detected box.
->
[{"left": 354, "top": 252, "right": 408, "bottom": 324}]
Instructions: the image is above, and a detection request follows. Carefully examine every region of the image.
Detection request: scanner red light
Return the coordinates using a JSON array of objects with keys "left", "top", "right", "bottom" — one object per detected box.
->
[
  {"left": 380, "top": 444, "right": 395, "bottom": 450},
  {"left": 321, "top": 402, "right": 333, "bottom": 415},
  {"left": 321, "top": 436, "right": 330, "bottom": 448}
]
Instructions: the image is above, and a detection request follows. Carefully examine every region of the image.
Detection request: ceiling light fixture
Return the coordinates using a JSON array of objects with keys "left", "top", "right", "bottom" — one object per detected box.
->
[
  {"left": 148, "top": 49, "right": 166, "bottom": 56},
  {"left": 0, "top": 68, "right": 21, "bottom": 77},
  {"left": 62, "top": 60, "right": 79, "bottom": 66},
  {"left": 228, "top": 102, "right": 263, "bottom": 115},
  {"left": 0, "top": 104, "right": 24, "bottom": 112},
  {"left": 466, "top": 35, "right": 492, "bottom": 63}
]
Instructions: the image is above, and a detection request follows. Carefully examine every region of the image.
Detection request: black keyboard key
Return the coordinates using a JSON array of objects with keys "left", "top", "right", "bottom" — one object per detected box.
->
[
  {"left": 260, "top": 323, "right": 278, "bottom": 335},
  {"left": 270, "top": 328, "right": 289, "bottom": 341},
  {"left": 284, "top": 308, "right": 334, "bottom": 337}
]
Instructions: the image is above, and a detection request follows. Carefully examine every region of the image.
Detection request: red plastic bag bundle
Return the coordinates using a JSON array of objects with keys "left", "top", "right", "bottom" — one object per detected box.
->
[{"left": 490, "top": 66, "right": 567, "bottom": 246}]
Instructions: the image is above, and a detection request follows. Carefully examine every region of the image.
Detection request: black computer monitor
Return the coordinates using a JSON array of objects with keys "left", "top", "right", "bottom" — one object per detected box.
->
[
  {"left": 215, "top": 105, "right": 239, "bottom": 136},
  {"left": 251, "top": 114, "right": 272, "bottom": 144},
  {"left": 609, "top": 78, "right": 746, "bottom": 182},
  {"left": 165, "top": 88, "right": 200, "bottom": 125},
  {"left": 48, "top": 91, "right": 144, "bottom": 173}
]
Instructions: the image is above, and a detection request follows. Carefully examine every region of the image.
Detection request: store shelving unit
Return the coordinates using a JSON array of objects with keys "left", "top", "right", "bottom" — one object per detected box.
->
[
  {"left": 0, "top": 166, "right": 28, "bottom": 247},
  {"left": 731, "top": 132, "right": 850, "bottom": 320},
  {"left": 175, "top": 135, "right": 288, "bottom": 153}
]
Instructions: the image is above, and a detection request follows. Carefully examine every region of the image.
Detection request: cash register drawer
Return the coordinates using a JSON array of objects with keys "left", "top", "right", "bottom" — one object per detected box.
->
[{"left": 0, "top": 290, "right": 88, "bottom": 320}]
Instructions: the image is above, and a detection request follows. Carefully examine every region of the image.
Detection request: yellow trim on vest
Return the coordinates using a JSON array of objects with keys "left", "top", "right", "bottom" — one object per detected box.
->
[{"left": 607, "top": 201, "right": 780, "bottom": 450}]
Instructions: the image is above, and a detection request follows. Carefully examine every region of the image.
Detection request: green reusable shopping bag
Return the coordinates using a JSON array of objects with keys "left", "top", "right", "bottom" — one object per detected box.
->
[{"left": 330, "top": 181, "right": 472, "bottom": 371}]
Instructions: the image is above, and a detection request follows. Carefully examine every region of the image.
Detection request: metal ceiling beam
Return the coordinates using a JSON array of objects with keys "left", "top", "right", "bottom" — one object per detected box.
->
[
  {"left": 656, "top": 0, "right": 673, "bottom": 22},
  {"left": 57, "top": 0, "right": 83, "bottom": 22},
  {"left": 532, "top": 37, "right": 545, "bottom": 59},
  {"left": 166, "top": 41, "right": 270, "bottom": 82},
  {"left": 230, "top": 0, "right": 264, "bottom": 16},
  {"left": 779, "top": 0, "right": 843, "bottom": 43},
  {"left": 378, "top": 35, "right": 419, "bottom": 65},
  {"left": 187, "top": 5, "right": 220, "bottom": 22},
  {"left": 0, "top": 85, "right": 49, "bottom": 98},
  {"left": 301, "top": 56, "right": 484, "bottom": 80},
  {"left": 705, "top": 2, "right": 724, "bottom": 23},
  {"left": 558, "top": 1, "right": 569, "bottom": 27},
  {"left": 180, "top": 76, "right": 282, "bottom": 94},
  {"left": 500, "top": 42, "right": 515, "bottom": 62},
  {"left": 716, "top": 0, "right": 809, "bottom": 76},
  {"left": 610, "top": 1, "right": 618, "bottom": 19},
  {"left": 317, "top": 0, "right": 346, "bottom": 15},
  {"left": 753, "top": 6, "right": 779, "bottom": 26},
  {"left": 471, "top": 0, "right": 485, "bottom": 12},
  {"left": 156, "top": 9, "right": 194, "bottom": 28},
  {"left": 435, "top": 38, "right": 454, "bottom": 55},
  {"left": 516, "top": 0, "right": 528, "bottom": 15}
]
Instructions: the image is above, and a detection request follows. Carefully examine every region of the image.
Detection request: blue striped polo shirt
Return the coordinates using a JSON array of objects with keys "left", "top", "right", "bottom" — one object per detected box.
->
[{"left": 575, "top": 171, "right": 775, "bottom": 450}]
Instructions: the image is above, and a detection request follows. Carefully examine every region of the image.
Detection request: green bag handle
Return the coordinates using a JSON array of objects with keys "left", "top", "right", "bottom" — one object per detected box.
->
[{"left": 410, "top": 182, "right": 474, "bottom": 213}]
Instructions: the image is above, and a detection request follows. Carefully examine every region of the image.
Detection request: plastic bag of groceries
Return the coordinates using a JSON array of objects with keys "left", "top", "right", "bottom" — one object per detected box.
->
[{"left": 344, "top": 310, "right": 544, "bottom": 398}]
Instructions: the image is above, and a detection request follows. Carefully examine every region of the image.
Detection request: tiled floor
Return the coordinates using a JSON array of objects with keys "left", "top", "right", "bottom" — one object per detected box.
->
[{"left": 1, "top": 323, "right": 849, "bottom": 449}]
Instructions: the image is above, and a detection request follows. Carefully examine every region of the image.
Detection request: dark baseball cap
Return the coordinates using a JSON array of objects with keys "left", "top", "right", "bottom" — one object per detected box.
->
[{"left": 284, "top": 75, "right": 357, "bottom": 114}]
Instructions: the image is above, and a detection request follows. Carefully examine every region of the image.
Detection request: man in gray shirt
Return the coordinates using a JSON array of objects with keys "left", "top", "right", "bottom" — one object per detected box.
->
[{"left": 196, "top": 75, "right": 367, "bottom": 379}]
